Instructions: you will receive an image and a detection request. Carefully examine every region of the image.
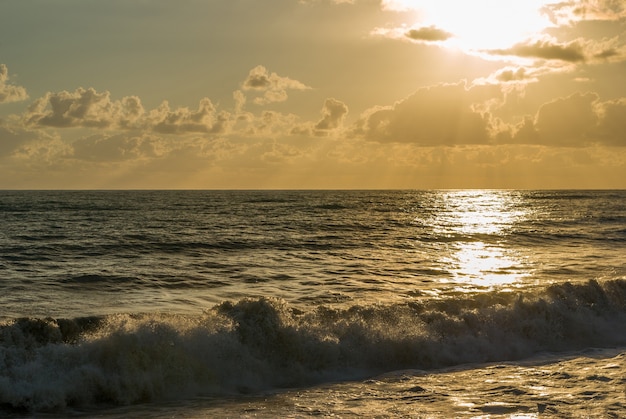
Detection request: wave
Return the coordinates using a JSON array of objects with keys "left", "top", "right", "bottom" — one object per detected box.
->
[{"left": 1, "top": 279, "right": 625, "bottom": 412}]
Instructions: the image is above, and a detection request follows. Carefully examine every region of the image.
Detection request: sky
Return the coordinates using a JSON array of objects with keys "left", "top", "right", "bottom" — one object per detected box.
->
[{"left": 1, "top": 0, "right": 625, "bottom": 189}]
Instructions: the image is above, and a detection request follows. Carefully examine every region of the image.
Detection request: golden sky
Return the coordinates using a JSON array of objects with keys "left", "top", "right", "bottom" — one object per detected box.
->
[{"left": 1, "top": 0, "right": 625, "bottom": 188}]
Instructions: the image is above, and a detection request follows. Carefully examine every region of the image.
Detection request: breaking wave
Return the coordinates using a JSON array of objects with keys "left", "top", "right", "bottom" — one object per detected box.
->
[{"left": 1, "top": 279, "right": 625, "bottom": 412}]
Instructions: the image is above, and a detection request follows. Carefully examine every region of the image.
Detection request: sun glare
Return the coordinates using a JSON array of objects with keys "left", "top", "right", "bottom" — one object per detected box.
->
[
  {"left": 387, "top": 0, "right": 553, "bottom": 51},
  {"left": 436, "top": 190, "right": 532, "bottom": 290}
]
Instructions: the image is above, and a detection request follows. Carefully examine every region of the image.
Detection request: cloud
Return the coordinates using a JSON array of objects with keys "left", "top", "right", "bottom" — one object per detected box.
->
[
  {"left": 379, "top": 0, "right": 414, "bottom": 11},
  {"left": 531, "top": 92, "right": 598, "bottom": 145},
  {"left": 541, "top": 0, "right": 626, "bottom": 24},
  {"left": 483, "top": 35, "right": 625, "bottom": 72},
  {"left": 22, "top": 88, "right": 232, "bottom": 134},
  {"left": 149, "top": 99, "right": 231, "bottom": 134},
  {"left": 489, "top": 39, "right": 586, "bottom": 62},
  {"left": 0, "top": 126, "right": 72, "bottom": 163},
  {"left": 473, "top": 63, "right": 581, "bottom": 87},
  {"left": 242, "top": 65, "right": 310, "bottom": 105},
  {"left": 586, "top": 37, "right": 626, "bottom": 63},
  {"left": 405, "top": 26, "right": 453, "bottom": 42},
  {"left": 352, "top": 82, "right": 498, "bottom": 145},
  {"left": 506, "top": 92, "right": 626, "bottom": 147},
  {"left": 211, "top": 97, "right": 346, "bottom": 141},
  {"left": 352, "top": 81, "right": 626, "bottom": 148},
  {"left": 593, "top": 48, "right": 619, "bottom": 59},
  {"left": 18, "top": 84, "right": 342, "bottom": 143},
  {"left": 371, "top": 25, "right": 454, "bottom": 44},
  {"left": 0, "top": 124, "right": 46, "bottom": 157},
  {"left": 0, "top": 64, "right": 28, "bottom": 104},
  {"left": 314, "top": 98, "right": 349, "bottom": 131},
  {"left": 289, "top": 98, "right": 349, "bottom": 137},
  {"left": 243, "top": 110, "right": 300, "bottom": 136},
  {"left": 595, "top": 98, "right": 626, "bottom": 146},
  {"left": 71, "top": 133, "right": 167, "bottom": 162},
  {"left": 493, "top": 67, "right": 531, "bottom": 83},
  {"left": 259, "top": 141, "right": 304, "bottom": 164},
  {"left": 473, "top": 66, "right": 541, "bottom": 86},
  {"left": 24, "top": 88, "right": 119, "bottom": 128}
]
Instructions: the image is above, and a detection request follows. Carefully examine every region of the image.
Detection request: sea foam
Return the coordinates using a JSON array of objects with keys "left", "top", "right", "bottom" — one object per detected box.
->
[{"left": 0, "top": 279, "right": 625, "bottom": 412}]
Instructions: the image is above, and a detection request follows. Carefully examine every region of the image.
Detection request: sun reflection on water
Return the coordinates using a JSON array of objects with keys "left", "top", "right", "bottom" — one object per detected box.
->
[
  {"left": 434, "top": 190, "right": 531, "bottom": 291},
  {"left": 444, "top": 241, "right": 529, "bottom": 289}
]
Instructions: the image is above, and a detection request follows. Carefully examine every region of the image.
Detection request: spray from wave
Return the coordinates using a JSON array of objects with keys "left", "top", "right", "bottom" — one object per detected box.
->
[{"left": 1, "top": 279, "right": 625, "bottom": 412}]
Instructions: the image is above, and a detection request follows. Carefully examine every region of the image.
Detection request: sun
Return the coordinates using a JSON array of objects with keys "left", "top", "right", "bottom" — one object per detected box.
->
[{"left": 385, "top": 0, "right": 554, "bottom": 52}]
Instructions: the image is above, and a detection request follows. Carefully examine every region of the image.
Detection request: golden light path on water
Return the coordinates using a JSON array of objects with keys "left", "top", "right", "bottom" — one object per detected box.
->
[{"left": 435, "top": 190, "right": 532, "bottom": 292}]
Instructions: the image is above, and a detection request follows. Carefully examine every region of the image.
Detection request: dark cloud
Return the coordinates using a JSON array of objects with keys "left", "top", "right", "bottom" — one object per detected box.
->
[
  {"left": 489, "top": 39, "right": 586, "bottom": 62},
  {"left": 405, "top": 26, "right": 453, "bottom": 42}
]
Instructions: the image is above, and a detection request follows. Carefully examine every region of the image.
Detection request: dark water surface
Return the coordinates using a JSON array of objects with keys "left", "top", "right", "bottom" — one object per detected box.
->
[{"left": 0, "top": 190, "right": 624, "bottom": 414}]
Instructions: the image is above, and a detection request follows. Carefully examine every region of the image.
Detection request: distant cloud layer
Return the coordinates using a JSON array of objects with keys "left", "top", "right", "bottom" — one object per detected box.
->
[
  {"left": 352, "top": 82, "right": 626, "bottom": 148},
  {"left": 8, "top": 67, "right": 626, "bottom": 174},
  {"left": 22, "top": 88, "right": 231, "bottom": 134}
]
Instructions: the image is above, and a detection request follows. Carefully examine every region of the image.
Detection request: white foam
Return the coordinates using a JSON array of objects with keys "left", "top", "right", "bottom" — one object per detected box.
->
[{"left": 0, "top": 279, "right": 624, "bottom": 413}]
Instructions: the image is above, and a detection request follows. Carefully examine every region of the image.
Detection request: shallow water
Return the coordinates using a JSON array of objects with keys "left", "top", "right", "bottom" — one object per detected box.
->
[{"left": 56, "top": 348, "right": 624, "bottom": 418}]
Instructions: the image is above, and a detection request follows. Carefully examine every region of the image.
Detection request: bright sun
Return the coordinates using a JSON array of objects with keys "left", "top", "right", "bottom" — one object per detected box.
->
[{"left": 385, "top": 0, "right": 554, "bottom": 51}]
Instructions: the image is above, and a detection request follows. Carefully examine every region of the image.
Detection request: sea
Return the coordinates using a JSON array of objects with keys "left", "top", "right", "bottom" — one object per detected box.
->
[{"left": 0, "top": 190, "right": 624, "bottom": 418}]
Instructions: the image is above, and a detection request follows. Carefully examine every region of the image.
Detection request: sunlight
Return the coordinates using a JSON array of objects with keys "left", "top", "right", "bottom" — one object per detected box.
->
[
  {"left": 444, "top": 241, "right": 530, "bottom": 288},
  {"left": 437, "top": 190, "right": 526, "bottom": 236},
  {"left": 385, "top": 0, "right": 553, "bottom": 51},
  {"left": 437, "top": 190, "right": 531, "bottom": 289}
]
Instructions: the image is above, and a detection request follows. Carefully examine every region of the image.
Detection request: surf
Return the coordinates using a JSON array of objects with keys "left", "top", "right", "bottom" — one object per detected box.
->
[{"left": 1, "top": 279, "right": 624, "bottom": 412}]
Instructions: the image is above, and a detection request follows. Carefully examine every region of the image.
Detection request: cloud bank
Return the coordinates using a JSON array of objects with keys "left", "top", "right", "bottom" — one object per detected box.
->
[
  {"left": 353, "top": 82, "right": 626, "bottom": 148},
  {"left": 352, "top": 82, "right": 497, "bottom": 145},
  {"left": 22, "top": 88, "right": 232, "bottom": 134}
]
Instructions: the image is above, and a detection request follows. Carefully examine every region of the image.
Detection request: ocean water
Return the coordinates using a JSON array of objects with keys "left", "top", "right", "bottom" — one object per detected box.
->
[{"left": 0, "top": 190, "right": 624, "bottom": 417}]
